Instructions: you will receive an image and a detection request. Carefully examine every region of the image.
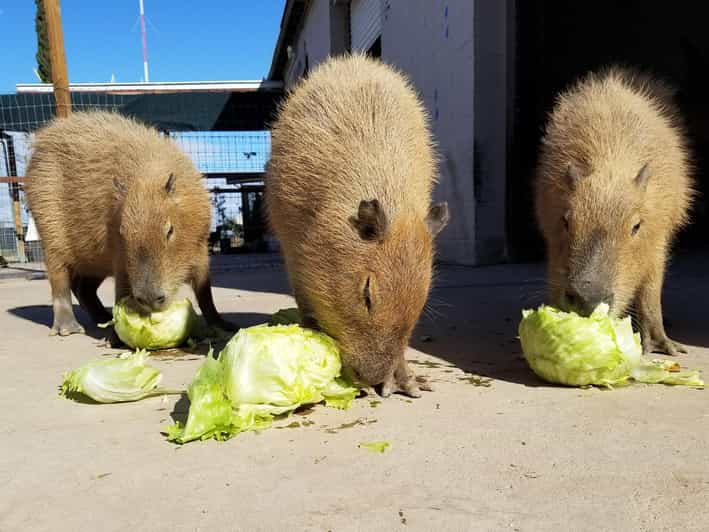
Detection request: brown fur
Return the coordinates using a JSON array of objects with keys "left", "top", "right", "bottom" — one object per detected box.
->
[
  {"left": 24, "top": 110, "right": 232, "bottom": 339},
  {"left": 535, "top": 67, "right": 694, "bottom": 355},
  {"left": 266, "top": 54, "right": 448, "bottom": 397}
]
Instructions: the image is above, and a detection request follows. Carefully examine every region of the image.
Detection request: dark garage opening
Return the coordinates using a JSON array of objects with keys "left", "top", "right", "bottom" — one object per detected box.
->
[{"left": 507, "top": 0, "right": 709, "bottom": 262}]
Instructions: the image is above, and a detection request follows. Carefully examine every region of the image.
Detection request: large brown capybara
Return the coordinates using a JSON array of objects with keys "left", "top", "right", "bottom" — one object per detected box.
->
[
  {"left": 24, "top": 110, "right": 234, "bottom": 340},
  {"left": 535, "top": 67, "right": 694, "bottom": 356},
  {"left": 266, "top": 54, "right": 449, "bottom": 397}
]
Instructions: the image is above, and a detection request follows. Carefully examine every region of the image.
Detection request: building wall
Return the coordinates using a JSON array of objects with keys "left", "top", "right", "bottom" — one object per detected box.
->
[
  {"left": 472, "top": 0, "right": 510, "bottom": 264},
  {"left": 284, "top": 0, "right": 333, "bottom": 89},
  {"left": 279, "top": 0, "right": 498, "bottom": 266},
  {"left": 382, "top": 0, "right": 476, "bottom": 264}
]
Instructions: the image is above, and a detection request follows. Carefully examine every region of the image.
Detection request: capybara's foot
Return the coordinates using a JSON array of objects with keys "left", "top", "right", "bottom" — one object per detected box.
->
[
  {"left": 379, "top": 361, "right": 432, "bottom": 398},
  {"left": 97, "top": 328, "right": 124, "bottom": 349},
  {"left": 643, "top": 334, "right": 687, "bottom": 357},
  {"left": 50, "top": 318, "right": 85, "bottom": 337}
]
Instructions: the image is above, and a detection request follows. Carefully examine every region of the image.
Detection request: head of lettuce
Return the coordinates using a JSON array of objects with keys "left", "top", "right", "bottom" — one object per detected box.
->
[
  {"left": 104, "top": 297, "right": 203, "bottom": 350},
  {"left": 518, "top": 303, "right": 703, "bottom": 388},
  {"left": 166, "top": 323, "right": 359, "bottom": 444}
]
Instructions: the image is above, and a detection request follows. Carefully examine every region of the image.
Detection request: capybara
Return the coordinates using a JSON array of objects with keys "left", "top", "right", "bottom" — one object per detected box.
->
[
  {"left": 266, "top": 54, "right": 449, "bottom": 397},
  {"left": 24, "top": 110, "right": 234, "bottom": 339},
  {"left": 535, "top": 67, "right": 693, "bottom": 355}
]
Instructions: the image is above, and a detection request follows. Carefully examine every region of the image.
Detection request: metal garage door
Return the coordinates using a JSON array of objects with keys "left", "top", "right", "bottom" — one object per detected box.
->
[{"left": 350, "top": 0, "right": 383, "bottom": 52}]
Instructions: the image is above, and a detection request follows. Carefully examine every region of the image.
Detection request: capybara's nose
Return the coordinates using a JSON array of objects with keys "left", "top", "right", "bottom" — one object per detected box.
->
[
  {"left": 135, "top": 292, "right": 167, "bottom": 311},
  {"left": 565, "top": 286, "right": 612, "bottom": 316},
  {"left": 149, "top": 292, "right": 167, "bottom": 310}
]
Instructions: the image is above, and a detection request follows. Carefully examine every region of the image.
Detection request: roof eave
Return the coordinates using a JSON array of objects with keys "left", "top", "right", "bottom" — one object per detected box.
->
[
  {"left": 15, "top": 80, "right": 284, "bottom": 94},
  {"left": 267, "top": 0, "right": 308, "bottom": 81}
]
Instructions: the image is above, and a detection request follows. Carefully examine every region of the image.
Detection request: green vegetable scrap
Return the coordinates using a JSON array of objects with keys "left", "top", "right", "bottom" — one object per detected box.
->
[
  {"left": 60, "top": 350, "right": 177, "bottom": 403},
  {"left": 166, "top": 324, "right": 359, "bottom": 444},
  {"left": 519, "top": 303, "right": 704, "bottom": 388},
  {"left": 103, "top": 297, "right": 201, "bottom": 350},
  {"left": 358, "top": 441, "right": 391, "bottom": 453}
]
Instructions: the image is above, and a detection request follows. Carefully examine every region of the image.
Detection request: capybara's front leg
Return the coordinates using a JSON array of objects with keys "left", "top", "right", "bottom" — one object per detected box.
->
[
  {"left": 100, "top": 269, "right": 131, "bottom": 348},
  {"left": 48, "top": 267, "right": 84, "bottom": 336},
  {"left": 71, "top": 274, "right": 111, "bottom": 325},
  {"left": 191, "top": 256, "right": 237, "bottom": 332},
  {"left": 636, "top": 262, "right": 687, "bottom": 357}
]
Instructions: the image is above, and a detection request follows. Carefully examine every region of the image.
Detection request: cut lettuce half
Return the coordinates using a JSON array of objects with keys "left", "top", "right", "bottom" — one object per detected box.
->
[
  {"left": 519, "top": 304, "right": 704, "bottom": 388},
  {"left": 104, "top": 297, "right": 200, "bottom": 350},
  {"left": 166, "top": 324, "right": 359, "bottom": 444},
  {"left": 60, "top": 350, "right": 178, "bottom": 403}
]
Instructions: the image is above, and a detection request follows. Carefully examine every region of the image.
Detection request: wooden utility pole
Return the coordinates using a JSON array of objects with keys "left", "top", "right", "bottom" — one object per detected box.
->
[{"left": 43, "top": 0, "right": 71, "bottom": 117}]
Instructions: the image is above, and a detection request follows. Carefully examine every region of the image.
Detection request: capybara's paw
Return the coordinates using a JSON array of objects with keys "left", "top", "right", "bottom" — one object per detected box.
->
[
  {"left": 643, "top": 335, "right": 688, "bottom": 357},
  {"left": 50, "top": 319, "right": 85, "bottom": 337},
  {"left": 380, "top": 374, "right": 397, "bottom": 398},
  {"left": 96, "top": 329, "right": 124, "bottom": 349},
  {"left": 379, "top": 366, "right": 430, "bottom": 399},
  {"left": 397, "top": 374, "right": 423, "bottom": 398}
]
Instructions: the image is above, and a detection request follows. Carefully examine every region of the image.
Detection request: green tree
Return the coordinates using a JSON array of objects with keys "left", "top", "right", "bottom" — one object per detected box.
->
[{"left": 35, "top": 0, "right": 52, "bottom": 83}]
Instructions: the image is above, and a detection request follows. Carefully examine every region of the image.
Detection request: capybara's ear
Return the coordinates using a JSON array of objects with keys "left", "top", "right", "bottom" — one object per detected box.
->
[
  {"left": 113, "top": 177, "right": 128, "bottom": 196},
  {"left": 165, "top": 173, "right": 176, "bottom": 195},
  {"left": 349, "top": 199, "right": 388, "bottom": 241},
  {"left": 634, "top": 163, "right": 650, "bottom": 191},
  {"left": 426, "top": 202, "right": 449, "bottom": 236}
]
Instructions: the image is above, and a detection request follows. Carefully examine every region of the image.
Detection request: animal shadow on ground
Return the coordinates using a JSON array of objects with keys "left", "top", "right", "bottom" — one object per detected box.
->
[
  {"left": 169, "top": 394, "right": 191, "bottom": 427},
  {"left": 399, "top": 262, "right": 550, "bottom": 387},
  {"left": 409, "top": 255, "right": 709, "bottom": 388},
  {"left": 7, "top": 304, "right": 272, "bottom": 351},
  {"left": 7, "top": 304, "right": 107, "bottom": 340}
]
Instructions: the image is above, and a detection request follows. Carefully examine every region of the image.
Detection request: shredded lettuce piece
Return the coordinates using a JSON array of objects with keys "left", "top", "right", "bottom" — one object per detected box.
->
[
  {"left": 106, "top": 297, "right": 200, "bottom": 350},
  {"left": 166, "top": 324, "right": 359, "bottom": 444},
  {"left": 60, "top": 350, "right": 176, "bottom": 403},
  {"left": 358, "top": 441, "right": 391, "bottom": 453},
  {"left": 519, "top": 304, "right": 704, "bottom": 388},
  {"left": 632, "top": 359, "right": 704, "bottom": 387}
]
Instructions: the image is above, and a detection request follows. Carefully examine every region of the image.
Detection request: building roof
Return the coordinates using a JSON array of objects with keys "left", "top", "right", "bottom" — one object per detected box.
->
[
  {"left": 0, "top": 89, "right": 283, "bottom": 133},
  {"left": 268, "top": 0, "right": 309, "bottom": 81}
]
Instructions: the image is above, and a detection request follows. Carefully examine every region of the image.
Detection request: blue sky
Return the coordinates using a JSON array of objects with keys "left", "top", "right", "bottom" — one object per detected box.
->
[{"left": 0, "top": 1, "right": 286, "bottom": 93}]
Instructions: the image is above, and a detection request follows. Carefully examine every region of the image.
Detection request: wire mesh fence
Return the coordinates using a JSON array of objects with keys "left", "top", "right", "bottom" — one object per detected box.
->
[{"left": 0, "top": 90, "right": 280, "bottom": 265}]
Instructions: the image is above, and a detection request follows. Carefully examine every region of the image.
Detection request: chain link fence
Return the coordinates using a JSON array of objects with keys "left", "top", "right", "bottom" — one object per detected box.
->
[{"left": 0, "top": 89, "right": 281, "bottom": 266}]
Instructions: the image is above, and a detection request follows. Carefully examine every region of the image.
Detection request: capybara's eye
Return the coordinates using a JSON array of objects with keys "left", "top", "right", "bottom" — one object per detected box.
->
[
  {"left": 631, "top": 221, "right": 642, "bottom": 236},
  {"left": 562, "top": 212, "right": 570, "bottom": 231},
  {"left": 166, "top": 224, "right": 174, "bottom": 240},
  {"left": 363, "top": 277, "right": 372, "bottom": 312}
]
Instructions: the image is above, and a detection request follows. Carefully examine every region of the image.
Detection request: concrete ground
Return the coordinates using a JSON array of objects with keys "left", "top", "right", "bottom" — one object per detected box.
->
[{"left": 0, "top": 255, "right": 707, "bottom": 532}]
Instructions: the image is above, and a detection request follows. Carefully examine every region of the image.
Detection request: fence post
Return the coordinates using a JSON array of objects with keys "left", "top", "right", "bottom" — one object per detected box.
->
[
  {"left": 1, "top": 133, "right": 27, "bottom": 263},
  {"left": 11, "top": 186, "right": 26, "bottom": 262},
  {"left": 43, "top": 0, "right": 71, "bottom": 118}
]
